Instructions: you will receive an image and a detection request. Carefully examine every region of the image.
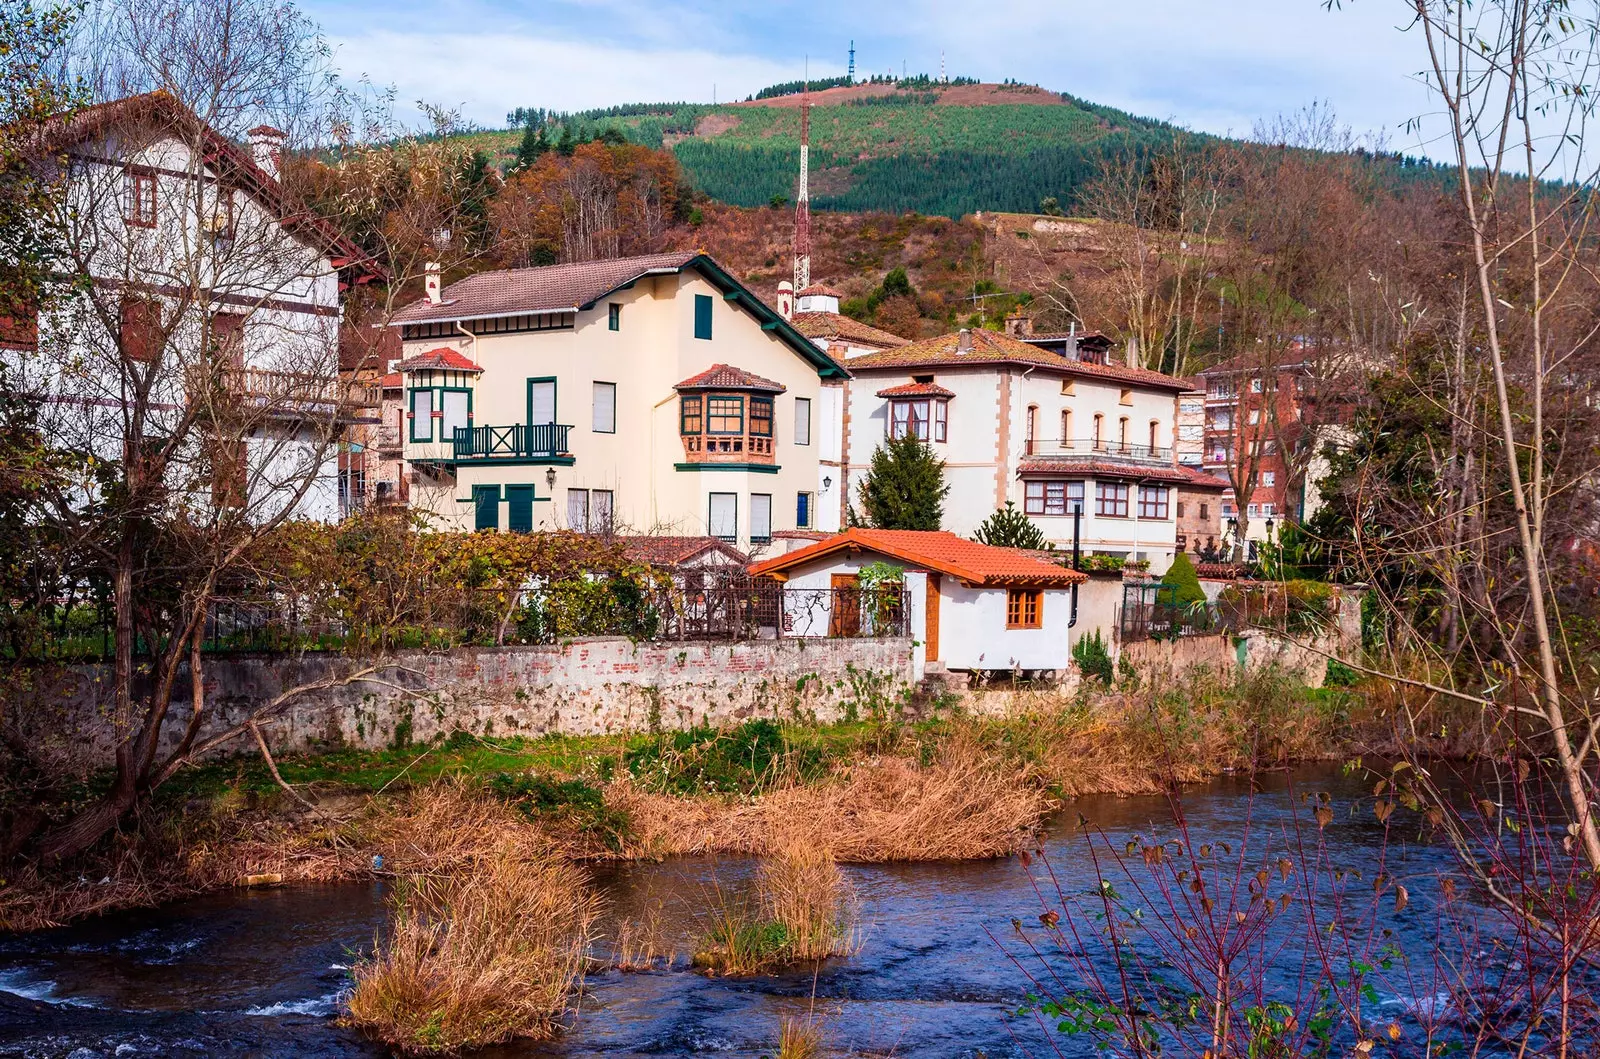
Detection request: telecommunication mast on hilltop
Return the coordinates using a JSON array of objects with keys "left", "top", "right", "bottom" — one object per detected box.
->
[
  {"left": 848, "top": 40, "right": 855, "bottom": 83},
  {"left": 793, "top": 77, "right": 812, "bottom": 293}
]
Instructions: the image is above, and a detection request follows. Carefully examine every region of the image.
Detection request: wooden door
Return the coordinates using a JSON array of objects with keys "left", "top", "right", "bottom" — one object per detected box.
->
[{"left": 829, "top": 573, "right": 860, "bottom": 637}]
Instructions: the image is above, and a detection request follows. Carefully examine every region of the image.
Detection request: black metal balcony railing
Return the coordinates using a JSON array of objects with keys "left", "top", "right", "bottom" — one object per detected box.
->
[
  {"left": 452, "top": 423, "right": 572, "bottom": 460},
  {"left": 1023, "top": 437, "right": 1173, "bottom": 462}
]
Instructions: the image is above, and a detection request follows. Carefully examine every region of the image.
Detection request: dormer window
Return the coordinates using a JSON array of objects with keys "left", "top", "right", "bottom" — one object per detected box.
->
[
  {"left": 877, "top": 380, "right": 954, "bottom": 443},
  {"left": 675, "top": 363, "right": 786, "bottom": 465}
]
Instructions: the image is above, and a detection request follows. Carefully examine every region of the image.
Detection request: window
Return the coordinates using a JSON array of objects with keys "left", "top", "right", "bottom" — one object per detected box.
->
[
  {"left": 209, "top": 312, "right": 244, "bottom": 369},
  {"left": 1179, "top": 424, "right": 1203, "bottom": 441},
  {"left": 1119, "top": 388, "right": 1133, "bottom": 406},
  {"left": 124, "top": 170, "right": 156, "bottom": 227},
  {"left": 933, "top": 398, "right": 947, "bottom": 442},
  {"left": 608, "top": 303, "right": 621, "bottom": 331},
  {"left": 1024, "top": 479, "right": 1084, "bottom": 516},
  {"left": 409, "top": 389, "right": 434, "bottom": 441},
  {"left": 708, "top": 492, "right": 737, "bottom": 540},
  {"left": 1221, "top": 502, "right": 1236, "bottom": 518},
  {"left": 796, "top": 491, "right": 812, "bottom": 529},
  {"left": 1212, "top": 410, "right": 1232, "bottom": 430},
  {"left": 1262, "top": 470, "right": 1276, "bottom": 487},
  {"left": 680, "top": 395, "right": 703, "bottom": 435},
  {"left": 1096, "top": 481, "right": 1130, "bottom": 518},
  {"left": 440, "top": 390, "right": 470, "bottom": 443},
  {"left": 1181, "top": 399, "right": 1203, "bottom": 415},
  {"left": 1006, "top": 588, "right": 1042, "bottom": 629},
  {"left": 751, "top": 493, "right": 772, "bottom": 542},
  {"left": 1026, "top": 404, "right": 1038, "bottom": 442},
  {"left": 592, "top": 381, "right": 616, "bottom": 433},
  {"left": 1149, "top": 421, "right": 1160, "bottom": 449},
  {"left": 1200, "top": 503, "right": 1209, "bottom": 520},
  {"left": 1261, "top": 503, "right": 1276, "bottom": 518},
  {"left": 1060, "top": 409, "right": 1071, "bottom": 439},
  {"left": 750, "top": 396, "right": 773, "bottom": 437},
  {"left": 506, "top": 485, "right": 534, "bottom": 533},
  {"left": 1176, "top": 501, "right": 1186, "bottom": 518},
  {"left": 1138, "top": 485, "right": 1170, "bottom": 519},
  {"left": 889, "top": 398, "right": 947, "bottom": 442},
  {"left": 794, "top": 397, "right": 812, "bottom": 445},
  {"left": 1248, "top": 409, "right": 1260, "bottom": 426},
  {"left": 567, "top": 488, "right": 589, "bottom": 531},
  {"left": 1251, "top": 378, "right": 1264, "bottom": 393},
  {"left": 694, "top": 293, "right": 712, "bottom": 339},
  {"left": 473, "top": 485, "right": 499, "bottom": 532},
  {"left": 1092, "top": 414, "right": 1104, "bottom": 447},
  {"left": 1118, "top": 417, "right": 1129, "bottom": 450},
  {"left": 707, "top": 395, "right": 743, "bottom": 434},
  {"left": 592, "top": 489, "right": 614, "bottom": 532},
  {"left": 1247, "top": 503, "right": 1259, "bottom": 518}
]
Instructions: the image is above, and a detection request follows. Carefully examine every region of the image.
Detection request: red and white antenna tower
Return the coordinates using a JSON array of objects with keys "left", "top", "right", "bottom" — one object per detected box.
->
[{"left": 794, "top": 73, "right": 812, "bottom": 293}]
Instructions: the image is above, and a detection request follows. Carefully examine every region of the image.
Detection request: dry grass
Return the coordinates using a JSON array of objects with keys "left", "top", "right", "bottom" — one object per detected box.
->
[
  {"left": 345, "top": 851, "right": 600, "bottom": 1055},
  {"left": 609, "top": 903, "right": 674, "bottom": 971},
  {"left": 694, "top": 843, "right": 859, "bottom": 975},
  {"left": 778, "top": 1015, "right": 823, "bottom": 1059}
]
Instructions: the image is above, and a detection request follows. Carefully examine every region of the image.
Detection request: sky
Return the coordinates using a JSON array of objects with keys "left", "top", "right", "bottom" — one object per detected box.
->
[{"left": 306, "top": 0, "right": 1443, "bottom": 154}]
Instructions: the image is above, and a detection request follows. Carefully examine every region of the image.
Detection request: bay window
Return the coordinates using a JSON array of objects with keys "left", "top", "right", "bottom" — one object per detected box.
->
[{"left": 889, "top": 398, "right": 947, "bottom": 442}]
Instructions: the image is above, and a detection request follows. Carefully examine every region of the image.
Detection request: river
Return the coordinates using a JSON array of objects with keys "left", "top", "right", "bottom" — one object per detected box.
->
[{"left": 0, "top": 765, "right": 1471, "bottom": 1058}]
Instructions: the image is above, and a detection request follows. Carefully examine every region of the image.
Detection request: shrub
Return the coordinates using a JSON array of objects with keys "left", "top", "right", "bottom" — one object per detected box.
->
[
  {"left": 1161, "top": 551, "right": 1206, "bottom": 607},
  {"left": 623, "top": 719, "right": 828, "bottom": 796},
  {"left": 484, "top": 772, "right": 629, "bottom": 849},
  {"left": 1072, "top": 629, "right": 1114, "bottom": 686},
  {"left": 345, "top": 852, "right": 600, "bottom": 1054}
]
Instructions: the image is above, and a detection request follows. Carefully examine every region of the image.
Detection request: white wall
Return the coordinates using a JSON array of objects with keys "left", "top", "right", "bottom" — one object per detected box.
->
[{"left": 938, "top": 580, "right": 1076, "bottom": 673}]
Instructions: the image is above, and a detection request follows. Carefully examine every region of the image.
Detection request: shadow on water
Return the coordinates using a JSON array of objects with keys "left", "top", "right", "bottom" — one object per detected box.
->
[{"left": 0, "top": 763, "right": 1462, "bottom": 1058}]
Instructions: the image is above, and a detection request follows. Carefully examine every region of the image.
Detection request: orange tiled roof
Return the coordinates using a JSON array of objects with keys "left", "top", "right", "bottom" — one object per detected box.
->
[
  {"left": 790, "top": 311, "right": 908, "bottom": 349},
  {"left": 617, "top": 535, "right": 749, "bottom": 567},
  {"left": 798, "top": 283, "right": 845, "bottom": 297},
  {"left": 674, "top": 363, "right": 786, "bottom": 393},
  {"left": 748, "top": 528, "right": 1087, "bottom": 587},
  {"left": 877, "top": 381, "right": 955, "bottom": 398},
  {"left": 848, "top": 328, "right": 1189, "bottom": 391},
  {"left": 394, "top": 347, "right": 483, "bottom": 373}
]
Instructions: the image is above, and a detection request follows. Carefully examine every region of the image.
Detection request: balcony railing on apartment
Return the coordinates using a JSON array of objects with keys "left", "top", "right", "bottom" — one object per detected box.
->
[
  {"left": 1023, "top": 437, "right": 1173, "bottom": 462},
  {"left": 375, "top": 424, "right": 402, "bottom": 452},
  {"left": 451, "top": 423, "right": 573, "bottom": 461}
]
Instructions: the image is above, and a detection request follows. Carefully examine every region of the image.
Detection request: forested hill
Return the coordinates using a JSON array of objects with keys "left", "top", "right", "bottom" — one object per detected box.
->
[{"left": 470, "top": 81, "right": 1185, "bottom": 218}]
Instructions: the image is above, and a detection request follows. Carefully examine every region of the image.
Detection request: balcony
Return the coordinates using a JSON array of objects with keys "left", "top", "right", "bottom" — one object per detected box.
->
[
  {"left": 450, "top": 423, "right": 573, "bottom": 462},
  {"left": 375, "top": 424, "right": 402, "bottom": 453},
  {"left": 1023, "top": 437, "right": 1173, "bottom": 463}
]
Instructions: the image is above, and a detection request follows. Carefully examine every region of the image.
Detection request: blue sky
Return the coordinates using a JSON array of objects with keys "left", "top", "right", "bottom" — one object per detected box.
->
[{"left": 308, "top": 0, "right": 1441, "bottom": 152}]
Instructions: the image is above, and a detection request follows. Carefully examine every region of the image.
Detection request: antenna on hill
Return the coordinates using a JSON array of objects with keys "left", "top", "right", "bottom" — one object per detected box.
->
[
  {"left": 941, "top": 51, "right": 946, "bottom": 83},
  {"left": 794, "top": 63, "right": 812, "bottom": 294},
  {"left": 848, "top": 40, "right": 855, "bottom": 83}
]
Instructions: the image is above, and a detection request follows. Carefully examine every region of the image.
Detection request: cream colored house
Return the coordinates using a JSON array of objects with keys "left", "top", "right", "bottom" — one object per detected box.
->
[
  {"left": 386, "top": 252, "right": 848, "bottom": 551},
  {"left": 843, "top": 328, "right": 1227, "bottom": 574}
]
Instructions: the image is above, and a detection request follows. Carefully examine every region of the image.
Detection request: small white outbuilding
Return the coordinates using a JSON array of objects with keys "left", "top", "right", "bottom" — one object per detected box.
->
[{"left": 748, "top": 528, "right": 1088, "bottom": 681}]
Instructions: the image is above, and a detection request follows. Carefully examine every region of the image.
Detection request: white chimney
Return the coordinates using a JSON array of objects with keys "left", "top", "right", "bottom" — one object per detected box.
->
[
  {"left": 957, "top": 327, "right": 973, "bottom": 353},
  {"left": 776, "top": 280, "right": 794, "bottom": 321},
  {"left": 246, "top": 125, "right": 286, "bottom": 179},
  {"left": 425, "top": 261, "right": 442, "bottom": 305}
]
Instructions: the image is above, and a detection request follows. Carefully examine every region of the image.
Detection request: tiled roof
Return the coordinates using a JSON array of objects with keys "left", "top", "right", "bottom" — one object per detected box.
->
[
  {"left": 876, "top": 381, "right": 955, "bottom": 399},
  {"left": 790, "top": 311, "right": 908, "bottom": 349},
  {"left": 1195, "top": 561, "right": 1246, "bottom": 580},
  {"left": 41, "top": 92, "right": 381, "bottom": 282},
  {"left": 748, "top": 528, "right": 1087, "bottom": 587},
  {"left": 379, "top": 372, "right": 402, "bottom": 388},
  {"left": 1017, "top": 459, "right": 1231, "bottom": 489},
  {"left": 798, "top": 283, "right": 845, "bottom": 297},
  {"left": 1023, "top": 329, "right": 1111, "bottom": 343},
  {"left": 847, "top": 329, "right": 1190, "bottom": 391},
  {"left": 391, "top": 252, "right": 699, "bottom": 324},
  {"left": 674, "top": 363, "right": 787, "bottom": 393},
  {"left": 618, "top": 536, "right": 749, "bottom": 568},
  {"left": 394, "top": 347, "right": 483, "bottom": 373}
]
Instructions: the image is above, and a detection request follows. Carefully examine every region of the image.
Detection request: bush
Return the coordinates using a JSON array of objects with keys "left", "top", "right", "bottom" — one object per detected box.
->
[
  {"left": 1072, "top": 629, "right": 1114, "bottom": 686},
  {"left": 623, "top": 719, "right": 828, "bottom": 795},
  {"left": 856, "top": 433, "right": 949, "bottom": 530},
  {"left": 484, "top": 772, "right": 629, "bottom": 848},
  {"left": 1161, "top": 552, "right": 1206, "bottom": 607}
]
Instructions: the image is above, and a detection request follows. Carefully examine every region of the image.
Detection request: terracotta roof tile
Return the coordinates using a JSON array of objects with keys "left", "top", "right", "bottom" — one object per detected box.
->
[
  {"left": 790, "top": 311, "right": 908, "bottom": 348},
  {"left": 674, "top": 363, "right": 786, "bottom": 393},
  {"left": 1017, "top": 458, "right": 1230, "bottom": 489},
  {"left": 390, "top": 252, "right": 699, "bottom": 324},
  {"left": 394, "top": 347, "right": 483, "bottom": 373},
  {"left": 379, "top": 372, "right": 401, "bottom": 388},
  {"left": 798, "top": 283, "right": 845, "bottom": 297},
  {"left": 748, "top": 528, "right": 1087, "bottom": 587},
  {"left": 876, "top": 381, "right": 955, "bottom": 398},
  {"left": 617, "top": 536, "right": 749, "bottom": 567},
  {"left": 848, "top": 329, "right": 1189, "bottom": 391}
]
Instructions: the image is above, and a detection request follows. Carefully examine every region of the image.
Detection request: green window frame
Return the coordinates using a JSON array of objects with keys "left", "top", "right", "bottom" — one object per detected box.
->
[
  {"left": 505, "top": 484, "right": 534, "bottom": 533},
  {"left": 680, "top": 394, "right": 703, "bottom": 435},
  {"left": 409, "top": 388, "right": 434, "bottom": 442},
  {"left": 608, "top": 302, "right": 621, "bottom": 331},
  {"left": 440, "top": 387, "right": 472, "bottom": 447},
  {"left": 750, "top": 396, "right": 773, "bottom": 437},
  {"left": 693, "top": 294, "right": 712, "bottom": 340},
  {"left": 707, "top": 395, "right": 743, "bottom": 435}
]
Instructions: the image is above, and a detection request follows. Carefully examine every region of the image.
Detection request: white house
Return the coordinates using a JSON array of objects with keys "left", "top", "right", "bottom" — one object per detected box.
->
[
  {"left": 384, "top": 252, "right": 851, "bottom": 552},
  {"left": 748, "top": 528, "right": 1088, "bottom": 680},
  {"left": 841, "top": 327, "right": 1228, "bottom": 574},
  {"left": 3, "top": 91, "right": 378, "bottom": 522}
]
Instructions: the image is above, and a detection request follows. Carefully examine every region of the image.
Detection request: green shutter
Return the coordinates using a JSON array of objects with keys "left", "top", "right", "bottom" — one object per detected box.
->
[
  {"left": 694, "top": 294, "right": 712, "bottom": 340},
  {"left": 473, "top": 485, "right": 500, "bottom": 532},
  {"left": 506, "top": 485, "right": 534, "bottom": 533}
]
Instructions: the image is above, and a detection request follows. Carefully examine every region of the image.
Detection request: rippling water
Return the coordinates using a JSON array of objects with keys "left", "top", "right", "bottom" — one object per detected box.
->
[{"left": 0, "top": 765, "right": 1464, "bottom": 1058}]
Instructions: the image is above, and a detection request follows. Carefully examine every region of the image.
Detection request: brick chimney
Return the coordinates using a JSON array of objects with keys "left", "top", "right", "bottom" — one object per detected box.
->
[
  {"left": 956, "top": 327, "right": 973, "bottom": 353},
  {"left": 246, "top": 125, "right": 285, "bottom": 179},
  {"left": 425, "top": 261, "right": 442, "bottom": 305}
]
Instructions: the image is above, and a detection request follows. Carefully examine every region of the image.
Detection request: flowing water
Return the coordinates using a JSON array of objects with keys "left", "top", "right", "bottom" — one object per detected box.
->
[{"left": 0, "top": 766, "right": 1470, "bottom": 1058}]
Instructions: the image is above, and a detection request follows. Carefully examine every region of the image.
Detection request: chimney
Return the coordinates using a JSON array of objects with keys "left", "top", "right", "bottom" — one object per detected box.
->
[
  {"left": 957, "top": 327, "right": 973, "bottom": 353},
  {"left": 1065, "top": 320, "right": 1079, "bottom": 361},
  {"left": 776, "top": 280, "right": 794, "bottom": 321},
  {"left": 424, "top": 261, "right": 442, "bottom": 305},
  {"left": 246, "top": 125, "right": 286, "bottom": 179},
  {"left": 1004, "top": 310, "right": 1032, "bottom": 338}
]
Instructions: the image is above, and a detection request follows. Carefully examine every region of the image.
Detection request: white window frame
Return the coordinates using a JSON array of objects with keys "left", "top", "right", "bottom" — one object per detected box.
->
[
  {"left": 794, "top": 397, "right": 811, "bottom": 446},
  {"left": 750, "top": 493, "right": 773, "bottom": 543},
  {"left": 440, "top": 390, "right": 470, "bottom": 442},
  {"left": 592, "top": 381, "right": 617, "bottom": 433},
  {"left": 708, "top": 492, "right": 737, "bottom": 541}
]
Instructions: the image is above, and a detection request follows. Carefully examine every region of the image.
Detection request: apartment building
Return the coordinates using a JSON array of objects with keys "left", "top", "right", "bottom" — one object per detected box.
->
[
  {"left": 385, "top": 252, "right": 849, "bottom": 551},
  {"left": 842, "top": 327, "right": 1227, "bottom": 574},
  {"left": 1197, "top": 351, "right": 1317, "bottom": 547}
]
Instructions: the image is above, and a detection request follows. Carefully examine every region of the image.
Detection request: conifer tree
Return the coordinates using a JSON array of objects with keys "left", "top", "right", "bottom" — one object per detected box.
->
[
  {"left": 1161, "top": 551, "right": 1206, "bottom": 607},
  {"left": 973, "top": 502, "right": 1046, "bottom": 549},
  {"left": 857, "top": 434, "right": 948, "bottom": 530}
]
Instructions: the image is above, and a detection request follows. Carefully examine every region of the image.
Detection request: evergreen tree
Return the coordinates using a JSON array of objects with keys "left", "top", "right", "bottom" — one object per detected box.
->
[
  {"left": 556, "top": 123, "right": 577, "bottom": 156},
  {"left": 1161, "top": 551, "right": 1206, "bottom": 607},
  {"left": 857, "top": 434, "right": 949, "bottom": 530},
  {"left": 515, "top": 122, "right": 549, "bottom": 169},
  {"left": 973, "top": 502, "right": 1047, "bottom": 549}
]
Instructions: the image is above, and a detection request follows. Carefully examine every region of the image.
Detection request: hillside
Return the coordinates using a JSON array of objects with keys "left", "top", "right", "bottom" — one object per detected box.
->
[{"left": 472, "top": 81, "right": 1178, "bottom": 218}]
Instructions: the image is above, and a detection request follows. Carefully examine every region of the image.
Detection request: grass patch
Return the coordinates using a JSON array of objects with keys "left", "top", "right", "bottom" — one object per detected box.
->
[
  {"left": 484, "top": 772, "right": 630, "bottom": 851},
  {"left": 694, "top": 843, "right": 858, "bottom": 975},
  {"left": 623, "top": 719, "right": 832, "bottom": 796},
  {"left": 345, "top": 849, "right": 600, "bottom": 1054}
]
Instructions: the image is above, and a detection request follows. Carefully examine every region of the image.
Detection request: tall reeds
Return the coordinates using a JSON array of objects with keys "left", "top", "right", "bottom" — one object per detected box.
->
[{"left": 694, "top": 842, "right": 859, "bottom": 975}]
